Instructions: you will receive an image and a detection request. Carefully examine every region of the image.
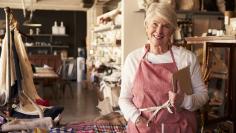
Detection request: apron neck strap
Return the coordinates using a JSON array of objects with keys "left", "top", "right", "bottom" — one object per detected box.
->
[
  {"left": 169, "top": 47, "right": 178, "bottom": 70},
  {"left": 143, "top": 44, "right": 178, "bottom": 70},
  {"left": 142, "top": 44, "right": 150, "bottom": 59}
]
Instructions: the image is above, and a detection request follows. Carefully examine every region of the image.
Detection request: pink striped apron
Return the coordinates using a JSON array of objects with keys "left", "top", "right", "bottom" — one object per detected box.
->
[{"left": 127, "top": 46, "right": 196, "bottom": 133}]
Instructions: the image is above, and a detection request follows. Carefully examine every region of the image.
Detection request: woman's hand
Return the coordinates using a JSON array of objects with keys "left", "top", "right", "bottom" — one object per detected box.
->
[
  {"left": 135, "top": 115, "right": 148, "bottom": 125},
  {"left": 169, "top": 81, "right": 185, "bottom": 109},
  {"left": 168, "top": 90, "right": 184, "bottom": 108}
]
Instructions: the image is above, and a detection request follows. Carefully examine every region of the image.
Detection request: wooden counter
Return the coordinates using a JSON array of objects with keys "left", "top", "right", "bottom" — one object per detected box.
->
[
  {"left": 185, "top": 36, "right": 236, "bottom": 45},
  {"left": 33, "top": 67, "right": 59, "bottom": 95}
]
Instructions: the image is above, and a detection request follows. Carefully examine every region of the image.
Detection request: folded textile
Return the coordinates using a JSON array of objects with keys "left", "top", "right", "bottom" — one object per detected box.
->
[
  {"left": 67, "top": 121, "right": 126, "bottom": 133},
  {"left": 49, "top": 127, "right": 74, "bottom": 133},
  {"left": 1, "top": 117, "right": 53, "bottom": 132},
  {"left": 94, "top": 112, "right": 127, "bottom": 126},
  {"left": 11, "top": 106, "right": 64, "bottom": 120}
]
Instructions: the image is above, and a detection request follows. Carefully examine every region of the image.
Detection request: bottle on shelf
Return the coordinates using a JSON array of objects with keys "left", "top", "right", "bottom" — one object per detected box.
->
[
  {"left": 36, "top": 28, "right": 40, "bottom": 35},
  {"left": 207, "top": 29, "right": 212, "bottom": 36},
  {"left": 59, "top": 21, "right": 66, "bottom": 35},
  {"left": 52, "top": 21, "right": 59, "bottom": 34}
]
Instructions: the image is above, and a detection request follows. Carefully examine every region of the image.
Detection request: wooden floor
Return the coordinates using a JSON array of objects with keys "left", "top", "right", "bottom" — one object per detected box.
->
[{"left": 37, "top": 81, "right": 101, "bottom": 124}]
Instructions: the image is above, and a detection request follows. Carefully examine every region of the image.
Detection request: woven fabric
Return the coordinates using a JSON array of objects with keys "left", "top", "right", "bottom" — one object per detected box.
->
[
  {"left": 67, "top": 121, "right": 126, "bottom": 133},
  {"left": 49, "top": 127, "right": 74, "bottom": 133}
]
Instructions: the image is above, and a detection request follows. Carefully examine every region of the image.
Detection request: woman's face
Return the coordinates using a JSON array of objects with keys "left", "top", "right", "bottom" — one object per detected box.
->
[{"left": 145, "top": 16, "right": 174, "bottom": 49}]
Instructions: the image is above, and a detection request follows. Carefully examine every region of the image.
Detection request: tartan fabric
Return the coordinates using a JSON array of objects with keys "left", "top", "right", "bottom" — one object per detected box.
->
[
  {"left": 49, "top": 127, "right": 75, "bottom": 133},
  {"left": 67, "top": 121, "right": 127, "bottom": 133}
]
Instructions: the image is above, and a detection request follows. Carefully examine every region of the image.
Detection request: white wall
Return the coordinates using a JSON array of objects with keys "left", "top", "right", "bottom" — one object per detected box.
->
[{"left": 122, "top": 0, "right": 147, "bottom": 63}]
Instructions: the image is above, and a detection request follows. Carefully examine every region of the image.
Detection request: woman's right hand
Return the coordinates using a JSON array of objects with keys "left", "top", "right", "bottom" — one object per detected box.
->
[
  {"left": 135, "top": 115, "right": 148, "bottom": 125},
  {"left": 135, "top": 115, "right": 152, "bottom": 132}
]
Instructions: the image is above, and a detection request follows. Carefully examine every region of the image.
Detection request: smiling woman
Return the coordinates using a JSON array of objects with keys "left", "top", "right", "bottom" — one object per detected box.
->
[
  {"left": 119, "top": 2, "right": 209, "bottom": 133},
  {"left": 144, "top": 2, "right": 177, "bottom": 54}
]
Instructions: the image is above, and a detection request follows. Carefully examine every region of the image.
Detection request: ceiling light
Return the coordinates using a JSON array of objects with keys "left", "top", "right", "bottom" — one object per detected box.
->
[
  {"left": 23, "top": 10, "right": 42, "bottom": 27},
  {"left": 22, "top": 0, "right": 42, "bottom": 27}
]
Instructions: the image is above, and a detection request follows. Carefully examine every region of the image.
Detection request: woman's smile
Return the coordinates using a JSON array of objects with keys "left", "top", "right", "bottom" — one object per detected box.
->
[{"left": 152, "top": 33, "right": 164, "bottom": 40}]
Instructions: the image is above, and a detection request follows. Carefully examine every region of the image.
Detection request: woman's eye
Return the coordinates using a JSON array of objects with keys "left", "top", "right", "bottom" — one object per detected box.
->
[
  {"left": 151, "top": 23, "right": 158, "bottom": 28},
  {"left": 163, "top": 24, "right": 171, "bottom": 29},
  {"left": 151, "top": 22, "right": 170, "bottom": 29}
]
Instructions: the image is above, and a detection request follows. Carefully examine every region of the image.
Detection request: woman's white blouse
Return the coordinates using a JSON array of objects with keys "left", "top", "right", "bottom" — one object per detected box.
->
[{"left": 118, "top": 45, "right": 209, "bottom": 123}]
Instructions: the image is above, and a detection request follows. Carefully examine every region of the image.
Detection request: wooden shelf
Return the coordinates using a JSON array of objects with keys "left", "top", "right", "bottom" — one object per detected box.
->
[
  {"left": 52, "top": 45, "right": 69, "bottom": 48},
  {"left": 185, "top": 36, "right": 236, "bottom": 44},
  {"left": 136, "top": 9, "right": 223, "bottom": 16},
  {"left": 26, "top": 45, "right": 69, "bottom": 48},
  {"left": 176, "top": 10, "right": 223, "bottom": 16},
  {"left": 94, "top": 25, "right": 121, "bottom": 33},
  {"left": 26, "top": 34, "right": 69, "bottom": 37}
]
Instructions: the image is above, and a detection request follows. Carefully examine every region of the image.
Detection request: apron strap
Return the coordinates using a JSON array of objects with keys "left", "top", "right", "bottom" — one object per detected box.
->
[
  {"left": 142, "top": 44, "right": 150, "bottom": 59},
  {"left": 139, "top": 100, "right": 173, "bottom": 127},
  {"left": 142, "top": 44, "right": 178, "bottom": 71}
]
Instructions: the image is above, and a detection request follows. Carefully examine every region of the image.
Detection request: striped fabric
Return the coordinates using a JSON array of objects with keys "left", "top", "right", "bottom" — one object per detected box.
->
[
  {"left": 49, "top": 127, "right": 75, "bottom": 133},
  {"left": 67, "top": 122, "right": 126, "bottom": 133}
]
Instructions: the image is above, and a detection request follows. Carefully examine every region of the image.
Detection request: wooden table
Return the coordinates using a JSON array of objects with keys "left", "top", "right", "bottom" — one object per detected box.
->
[
  {"left": 33, "top": 67, "right": 58, "bottom": 78},
  {"left": 33, "top": 67, "right": 59, "bottom": 98},
  {"left": 33, "top": 71, "right": 59, "bottom": 79}
]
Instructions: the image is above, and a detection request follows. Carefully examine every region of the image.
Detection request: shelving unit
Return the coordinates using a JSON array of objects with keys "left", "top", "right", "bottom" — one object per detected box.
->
[
  {"left": 24, "top": 33, "right": 70, "bottom": 55},
  {"left": 90, "top": 26, "right": 121, "bottom": 64},
  {"left": 86, "top": 1, "right": 122, "bottom": 115},
  {"left": 88, "top": 4, "right": 122, "bottom": 66}
]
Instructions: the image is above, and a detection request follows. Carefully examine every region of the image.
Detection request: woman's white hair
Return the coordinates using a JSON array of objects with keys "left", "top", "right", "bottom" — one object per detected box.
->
[{"left": 144, "top": 2, "right": 177, "bottom": 30}]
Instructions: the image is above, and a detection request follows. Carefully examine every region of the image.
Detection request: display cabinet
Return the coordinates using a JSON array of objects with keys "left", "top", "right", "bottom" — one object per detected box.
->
[{"left": 185, "top": 37, "right": 236, "bottom": 132}]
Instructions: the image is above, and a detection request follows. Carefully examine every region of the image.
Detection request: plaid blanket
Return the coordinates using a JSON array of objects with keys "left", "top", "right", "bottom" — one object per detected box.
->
[
  {"left": 66, "top": 121, "right": 126, "bottom": 133},
  {"left": 49, "top": 127, "right": 75, "bottom": 133}
]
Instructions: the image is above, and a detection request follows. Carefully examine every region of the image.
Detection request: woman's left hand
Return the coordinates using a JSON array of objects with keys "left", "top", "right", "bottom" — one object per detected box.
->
[{"left": 168, "top": 81, "right": 185, "bottom": 109}]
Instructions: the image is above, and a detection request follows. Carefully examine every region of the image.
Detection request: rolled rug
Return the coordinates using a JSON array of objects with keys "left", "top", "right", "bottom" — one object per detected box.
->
[{"left": 1, "top": 117, "right": 53, "bottom": 132}]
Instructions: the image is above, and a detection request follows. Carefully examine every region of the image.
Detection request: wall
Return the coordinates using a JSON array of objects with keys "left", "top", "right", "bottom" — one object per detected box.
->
[
  {"left": 0, "top": 8, "right": 87, "bottom": 57},
  {"left": 122, "top": 0, "right": 146, "bottom": 63}
]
